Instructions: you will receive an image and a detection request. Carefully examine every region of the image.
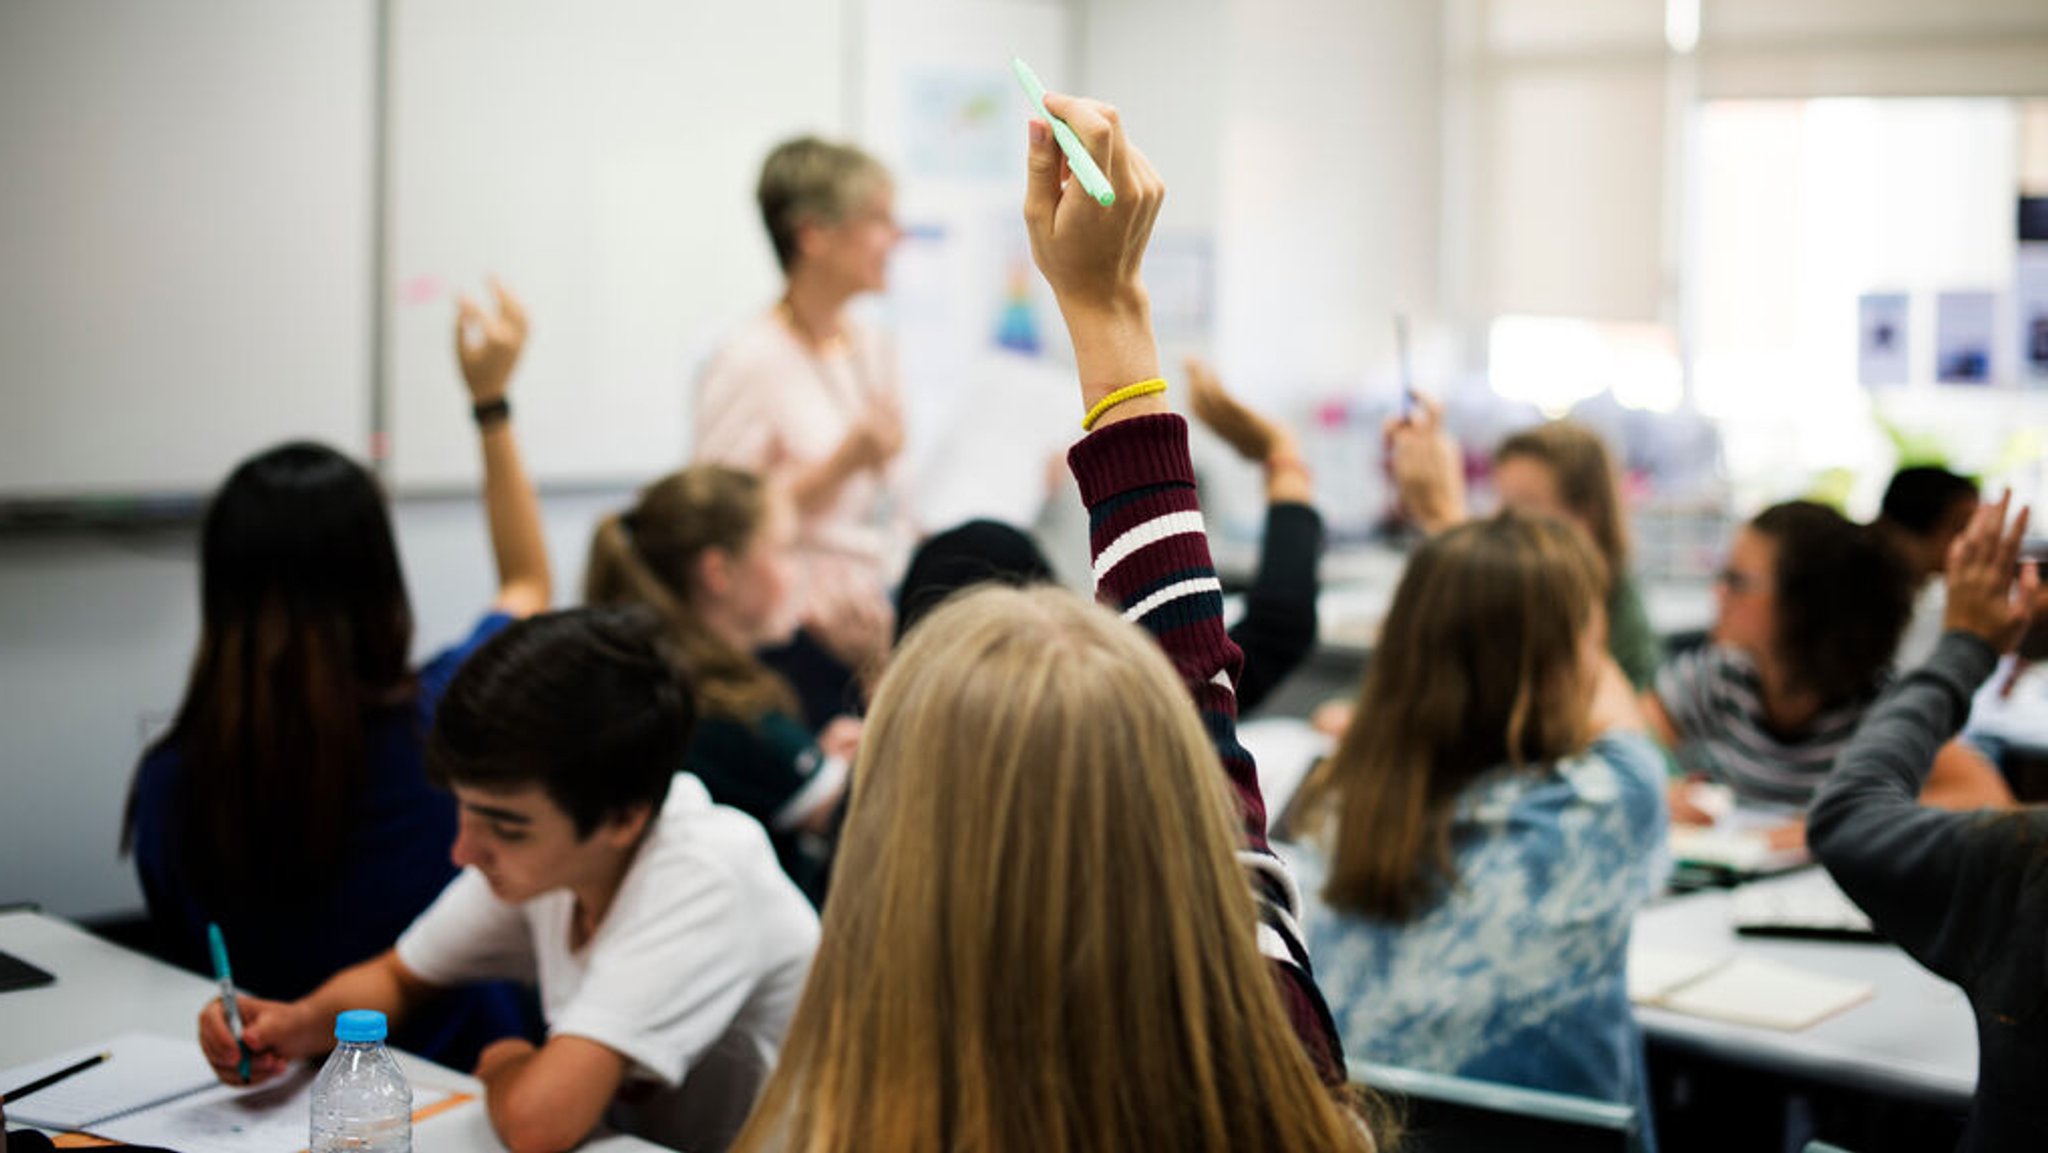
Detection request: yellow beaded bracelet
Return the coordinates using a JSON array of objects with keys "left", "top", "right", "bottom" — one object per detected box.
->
[{"left": 1081, "top": 378, "right": 1168, "bottom": 432}]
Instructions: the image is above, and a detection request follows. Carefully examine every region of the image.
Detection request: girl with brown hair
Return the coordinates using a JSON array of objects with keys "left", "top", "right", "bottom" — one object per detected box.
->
[
  {"left": 1286, "top": 510, "right": 1667, "bottom": 1113},
  {"left": 729, "top": 91, "right": 1373, "bottom": 1152},
  {"left": 585, "top": 466, "right": 854, "bottom": 906},
  {"left": 1385, "top": 399, "right": 1663, "bottom": 687}
]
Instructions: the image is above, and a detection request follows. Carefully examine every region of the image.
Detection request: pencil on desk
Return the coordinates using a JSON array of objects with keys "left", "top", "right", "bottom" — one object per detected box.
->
[{"left": 0, "top": 1051, "right": 110, "bottom": 1105}]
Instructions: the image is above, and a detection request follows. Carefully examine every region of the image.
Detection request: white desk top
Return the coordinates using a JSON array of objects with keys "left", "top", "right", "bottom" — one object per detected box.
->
[
  {"left": 0, "top": 910, "right": 664, "bottom": 1153},
  {"left": 1631, "top": 870, "right": 1977, "bottom": 1109}
]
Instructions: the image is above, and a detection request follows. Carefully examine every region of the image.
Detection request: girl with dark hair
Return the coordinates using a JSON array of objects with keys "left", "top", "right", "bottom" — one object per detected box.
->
[
  {"left": 1645, "top": 500, "right": 2013, "bottom": 836},
  {"left": 584, "top": 466, "right": 854, "bottom": 906},
  {"left": 127, "top": 282, "right": 549, "bottom": 1063}
]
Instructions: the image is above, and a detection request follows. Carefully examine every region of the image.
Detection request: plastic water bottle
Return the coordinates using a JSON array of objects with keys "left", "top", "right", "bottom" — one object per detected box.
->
[{"left": 309, "top": 1010, "right": 412, "bottom": 1153}]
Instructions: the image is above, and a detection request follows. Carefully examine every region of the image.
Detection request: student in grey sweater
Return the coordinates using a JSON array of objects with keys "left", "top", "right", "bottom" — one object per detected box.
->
[{"left": 1809, "top": 492, "right": 2047, "bottom": 1153}]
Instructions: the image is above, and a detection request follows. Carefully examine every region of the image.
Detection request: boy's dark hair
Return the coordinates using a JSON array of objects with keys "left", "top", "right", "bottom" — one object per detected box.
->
[
  {"left": 894, "top": 519, "right": 1056, "bottom": 643},
  {"left": 429, "top": 607, "right": 695, "bottom": 837},
  {"left": 1753, "top": 501, "right": 1914, "bottom": 705},
  {"left": 1879, "top": 466, "right": 1978, "bottom": 537}
]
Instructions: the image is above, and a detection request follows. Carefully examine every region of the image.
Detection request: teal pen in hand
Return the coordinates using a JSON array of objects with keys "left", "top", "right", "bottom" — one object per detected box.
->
[
  {"left": 206, "top": 923, "right": 251, "bottom": 1084},
  {"left": 1010, "top": 57, "right": 1115, "bottom": 207}
]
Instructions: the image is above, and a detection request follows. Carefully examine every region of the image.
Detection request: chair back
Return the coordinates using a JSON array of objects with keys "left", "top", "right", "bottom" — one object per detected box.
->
[{"left": 1353, "top": 1060, "right": 1640, "bottom": 1153}]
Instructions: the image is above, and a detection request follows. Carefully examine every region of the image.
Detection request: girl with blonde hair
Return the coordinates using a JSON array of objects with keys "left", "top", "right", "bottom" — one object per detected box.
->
[
  {"left": 586, "top": 466, "right": 854, "bottom": 905},
  {"left": 730, "top": 92, "right": 1373, "bottom": 1152},
  {"left": 1287, "top": 510, "right": 1668, "bottom": 1115}
]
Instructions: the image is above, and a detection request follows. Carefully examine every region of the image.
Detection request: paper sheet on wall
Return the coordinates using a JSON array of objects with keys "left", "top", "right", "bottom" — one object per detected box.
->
[{"left": 1856, "top": 292, "right": 1910, "bottom": 388}]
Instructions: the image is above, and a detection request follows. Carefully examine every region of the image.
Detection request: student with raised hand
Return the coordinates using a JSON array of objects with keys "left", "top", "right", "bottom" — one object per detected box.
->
[
  {"left": 1187, "top": 357, "right": 1324, "bottom": 713},
  {"left": 694, "top": 136, "right": 913, "bottom": 730},
  {"left": 196, "top": 609, "right": 819, "bottom": 1153},
  {"left": 1384, "top": 397, "right": 1663, "bottom": 688},
  {"left": 126, "top": 282, "right": 547, "bottom": 1067},
  {"left": 729, "top": 93, "right": 1374, "bottom": 1153},
  {"left": 584, "top": 466, "right": 854, "bottom": 906},
  {"left": 1644, "top": 500, "right": 2012, "bottom": 837},
  {"left": 1284, "top": 513, "right": 1667, "bottom": 1113},
  {"left": 1809, "top": 493, "right": 2048, "bottom": 1153}
]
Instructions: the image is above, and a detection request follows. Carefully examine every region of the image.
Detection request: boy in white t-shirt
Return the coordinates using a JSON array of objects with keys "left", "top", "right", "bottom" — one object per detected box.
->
[{"left": 197, "top": 609, "right": 819, "bottom": 1153}]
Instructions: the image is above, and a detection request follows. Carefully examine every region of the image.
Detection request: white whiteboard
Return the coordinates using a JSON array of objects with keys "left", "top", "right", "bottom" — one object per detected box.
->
[
  {"left": 384, "top": 0, "right": 849, "bottom": 491},
  {"left": 0, "top": 0, "right": 376, "bottom": 499}
]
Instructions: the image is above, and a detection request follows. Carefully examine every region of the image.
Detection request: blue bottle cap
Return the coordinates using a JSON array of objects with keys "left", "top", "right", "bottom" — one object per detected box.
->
[{"left": 334, "top": 1009, "right": 388, "bottom": 1044}]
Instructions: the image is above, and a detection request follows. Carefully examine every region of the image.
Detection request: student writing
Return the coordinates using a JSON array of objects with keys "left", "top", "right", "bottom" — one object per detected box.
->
[{"left": 195, "top": 609, "right": 818, "bottom": 1153}]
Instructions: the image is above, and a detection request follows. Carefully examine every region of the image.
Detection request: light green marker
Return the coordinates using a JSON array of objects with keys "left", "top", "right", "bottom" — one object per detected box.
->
[{"left": 1010, "top": 57, "right": 1115, "bottom": 207}]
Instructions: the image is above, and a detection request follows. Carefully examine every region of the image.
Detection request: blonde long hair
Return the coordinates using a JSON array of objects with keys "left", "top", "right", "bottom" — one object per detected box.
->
[
  {"left": 583, "top": 466, "right": 797, "bottom": 722},
  {"left": 1304, "top": 512, "right": 1604, "bottom": 922},
  {"left": 732, "top": 586, "right": 1374, "bottom": 1153}
]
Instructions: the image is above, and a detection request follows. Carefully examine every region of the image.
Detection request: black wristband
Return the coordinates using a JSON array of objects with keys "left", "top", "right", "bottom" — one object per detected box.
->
[{"left": 472, "top": 397, "right": 511, "bottom": 427}]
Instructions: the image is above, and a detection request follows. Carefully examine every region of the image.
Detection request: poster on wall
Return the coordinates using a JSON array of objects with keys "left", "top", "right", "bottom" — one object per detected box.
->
[
  {"left": 1934, "top": 291, "right": 1997, "bottom": 385},
  {"left": 902, "top": 71, "right": 1014, "bottom": 181},
  {"left": 1856, "top": 292, "right": 1910, "bottom": 388},
  {"left": 2019, "top": 246, "right": 2048, "bottom": 386}
]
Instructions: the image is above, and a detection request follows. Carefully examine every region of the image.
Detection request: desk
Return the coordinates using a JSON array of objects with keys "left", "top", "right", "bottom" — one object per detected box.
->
[
  {"left": 1630, "top": 872, "right": 1976, "bottom": 1110},
  {"left": 0, "top": 911, "right": 663, "bottom": 1153}
]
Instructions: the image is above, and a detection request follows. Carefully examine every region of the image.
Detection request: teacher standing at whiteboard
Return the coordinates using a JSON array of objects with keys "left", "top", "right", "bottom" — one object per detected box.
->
[{"left": 693, "top": 136, "right": 913, "bottom": 729}]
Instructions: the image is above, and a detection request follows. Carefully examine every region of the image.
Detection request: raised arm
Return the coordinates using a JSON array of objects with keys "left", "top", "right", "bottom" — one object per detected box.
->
[
  {"left": 1382, "top": 394, "right": 1466, "bottom": 535},
  {"left": 1025, "top": 91, "right": 1346, "bottom": 1086},
  {"left": 1187, "top": 358, "right": 1323, "bottom": 713},
  {"left": 1809, "top": 495, "right": 2042, "bottom": 983},
  {"left": 456, "top": 281, "right": 550, "bottom": 618}
]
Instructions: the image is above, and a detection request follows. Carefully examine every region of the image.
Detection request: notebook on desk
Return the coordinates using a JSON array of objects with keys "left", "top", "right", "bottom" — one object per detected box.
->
[{"left": 1628, "top": 947, "right": 1875, "bottom": 1031}]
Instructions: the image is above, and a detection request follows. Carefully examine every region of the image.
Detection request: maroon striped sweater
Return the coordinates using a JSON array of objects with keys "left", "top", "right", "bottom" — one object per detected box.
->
[{"left": 1068, "top": 412, "right": 1347, "bottom": 1086}]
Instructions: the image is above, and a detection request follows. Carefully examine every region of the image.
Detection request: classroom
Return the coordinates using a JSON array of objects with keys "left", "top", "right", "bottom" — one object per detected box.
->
[{"left": 4, "top": 2, "right": 2048, "bottom": 1152}]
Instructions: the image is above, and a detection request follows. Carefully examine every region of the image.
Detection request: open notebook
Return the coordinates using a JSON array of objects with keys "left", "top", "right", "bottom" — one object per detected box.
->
[
  {"left": 1, "top": 1032, "right": 463, "bottom": 1153},
  {"left": 1629, "top": 947, "right": 1875, "bottom": 1031}
]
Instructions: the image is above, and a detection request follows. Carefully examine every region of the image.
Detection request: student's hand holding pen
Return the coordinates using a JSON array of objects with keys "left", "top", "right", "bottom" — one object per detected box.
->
[
  {"left": 1382, "top": 393, "right": 1465, "bottom": 535},
  {"left": 1022, "top": 91, "right": 1166, "bottom": 425},
  {"left": 198, "top": 994, "right": 321, "bottom": 1086}
]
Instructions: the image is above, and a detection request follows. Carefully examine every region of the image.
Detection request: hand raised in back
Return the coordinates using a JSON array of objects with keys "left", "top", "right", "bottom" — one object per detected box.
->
[
  {"left": 1942, "top": 491, "right": 2039, "bottom": 653},
  {"left": 1382, "top": 394, "right": 1465, "bottom": 534},
  {"left": 455, "top": 278, "right": 529, "bottom": 404},
  {"left": 1187, "top": 358, "right": 1283, "bottom": 463}
]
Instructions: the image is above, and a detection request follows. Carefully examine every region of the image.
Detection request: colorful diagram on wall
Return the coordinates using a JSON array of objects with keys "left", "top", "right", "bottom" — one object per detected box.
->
[{"left": 994, "top": 259, "right": 1041, "bottom": 355}]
